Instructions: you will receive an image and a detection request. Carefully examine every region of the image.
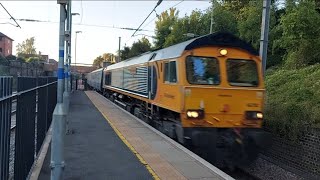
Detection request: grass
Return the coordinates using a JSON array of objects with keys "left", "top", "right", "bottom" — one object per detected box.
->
[{"left": 264, "top": 64, "right": 320, "bottom": 141}]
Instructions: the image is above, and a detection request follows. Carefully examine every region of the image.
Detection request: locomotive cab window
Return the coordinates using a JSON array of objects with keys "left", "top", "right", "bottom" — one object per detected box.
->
[
  {"left": 164, "top": 61, "right": 177, "bottom": 83},
  {"left": 186, "top": 56, "right": 220, "bottom": 85},
  {"left": 227, "top": 59, "right": 259, "bottom": 87}
]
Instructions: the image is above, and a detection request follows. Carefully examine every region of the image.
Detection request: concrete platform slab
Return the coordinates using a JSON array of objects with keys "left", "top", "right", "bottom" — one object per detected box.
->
[
  {"left": 38, "top": 91, "right": 153, "bottom": 180},
  {"left": 35, "top": 91, "right": 234, "bottom": 180}
]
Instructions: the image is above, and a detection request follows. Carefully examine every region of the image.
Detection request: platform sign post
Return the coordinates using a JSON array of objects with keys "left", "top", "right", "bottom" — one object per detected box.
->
[
  {"left": 63, "top": 0, "right": 71, "bottom": 113},
  {"left": 51, "top": 1, "right": 68, "bottom": 180}
]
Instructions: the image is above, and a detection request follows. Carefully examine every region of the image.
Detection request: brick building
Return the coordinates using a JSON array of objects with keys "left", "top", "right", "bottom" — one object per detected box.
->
[{"left": 0, "top": 32, "right": 13, "bottom": 57}]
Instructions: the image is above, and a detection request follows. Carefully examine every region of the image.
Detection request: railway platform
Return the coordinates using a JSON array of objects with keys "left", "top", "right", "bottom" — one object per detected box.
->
[{"left": 33, "top": 91, "right": 233, "bottom": 180}]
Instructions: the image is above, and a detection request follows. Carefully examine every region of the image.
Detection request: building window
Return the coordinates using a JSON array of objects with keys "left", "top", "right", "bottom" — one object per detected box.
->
[
  {"left": 0, "top": 37, "right": 2, "bottom": 41},
  {"left": 164, "top": 61, "right": 177, "bottom": 83},
  {"left": 0, "top": 48, "right": 2, "bottom": 52}
]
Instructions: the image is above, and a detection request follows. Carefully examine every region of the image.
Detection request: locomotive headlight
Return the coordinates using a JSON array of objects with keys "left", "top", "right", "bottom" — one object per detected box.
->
[
  {"left": 219, "top": 49, "right": 228, "bottom": 56},
  {"left": 186, "top": 110, "right": 204, "bottom": 119},
  {"left": 191, "top": 111, "right": 199, "bottom": 118},
  {"left": 245, "top": 111, "right": 263, "bottom": 120},
  {"left": 256, "top": 112, "right": 263, "bottom": 119}
]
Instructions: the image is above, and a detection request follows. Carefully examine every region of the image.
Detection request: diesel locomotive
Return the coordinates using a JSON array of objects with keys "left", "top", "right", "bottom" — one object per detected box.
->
[{"left": 87, "top": 32, "right": 269, "bottom": 168}]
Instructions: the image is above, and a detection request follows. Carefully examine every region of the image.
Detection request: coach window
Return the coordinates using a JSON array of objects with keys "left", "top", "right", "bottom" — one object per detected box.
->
[{"left": 164, "top": 61, "right": 177, "bottom": 83}]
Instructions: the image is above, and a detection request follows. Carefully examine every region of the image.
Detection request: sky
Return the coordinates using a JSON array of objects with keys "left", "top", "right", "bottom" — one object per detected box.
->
[{"left": 0, "top": 0, "right": 211, "bottom": 65}]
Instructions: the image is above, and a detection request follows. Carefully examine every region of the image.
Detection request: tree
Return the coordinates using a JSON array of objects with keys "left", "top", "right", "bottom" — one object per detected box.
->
[
  {"left": 218, "top": 0, "right": 250, "bottom": 18},
  {"left": 92, "top": 53, "right": 116, "bottom": 67},
  {"left": 128, "top": 37, "right": 152, "bottom": 58},
  {"left": 163, "top": 3, "right": 237, "bottom": 48},
  {"left": 102, "top": 53, "right": 115, "bottom": 63},
  {"left": 210, "top": 2, "right": 238, "bottom": 34},
  {"left": 154, "top": 8, "right": 179, "bottom": 49},
  {"left": 237, "top": 1, "right": 265, "bottom": 49},
  {"left": 164, "top": 10, "right": 210, "bottom": 47},
  {"left": 275, "top": 1, "right": 320, "bottom": 68},
  {"left": 16, "top": 37, "right": 37, "bottom": 57},
  {"left": 93, "top": 56, "right": 104, "bottom": 67},
  {"left": 120, "top": 46, "right": 131, "bottom": 61}
]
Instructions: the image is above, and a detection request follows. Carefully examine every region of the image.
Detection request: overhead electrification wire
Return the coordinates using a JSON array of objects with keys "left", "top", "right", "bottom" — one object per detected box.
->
[
  {"left": 0, "top": 2, "right": 21, "bottom": 28},
  {"left": 0, "top": 22, "right": 18, "bottom": 27},
  {"left": 131, "top": 0, "right": 163, "bottom": 37},
  {"left": 13, "top": 18, "right": 153, "bottom": 32},
  {"left": 124, "top": 0, "right": 184, "bottom": 45}
]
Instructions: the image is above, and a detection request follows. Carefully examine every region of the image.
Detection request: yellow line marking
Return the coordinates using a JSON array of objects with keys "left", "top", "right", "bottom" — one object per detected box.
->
[{"left": 85, "top": 91, "right": 160, "bottom": 180}]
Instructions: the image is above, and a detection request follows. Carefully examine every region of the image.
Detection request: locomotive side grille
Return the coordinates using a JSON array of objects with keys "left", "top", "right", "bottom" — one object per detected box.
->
[{"left": 123, "top": 66, "right": 148, "bottom": 95}]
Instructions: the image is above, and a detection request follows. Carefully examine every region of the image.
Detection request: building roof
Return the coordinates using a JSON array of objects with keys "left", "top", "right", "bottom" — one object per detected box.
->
[
  {"left": 48, "top": 59, "right": 58, "bottom": 64},
  {"left": 0, "top": 32, "right": 13, "bottom": 41}
]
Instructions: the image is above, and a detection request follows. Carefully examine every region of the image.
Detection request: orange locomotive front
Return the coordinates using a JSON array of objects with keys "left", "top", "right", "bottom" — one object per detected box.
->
[{"left": 95, "top": 32, "right": 270, "bottom": 168}]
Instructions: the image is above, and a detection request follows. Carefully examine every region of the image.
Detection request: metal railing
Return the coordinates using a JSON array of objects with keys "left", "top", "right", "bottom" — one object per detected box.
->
[
  {"left": 0, "top": 77, "right": 13, "bottom": 180},
  {"left": 0, "top": 76, "right": 57, "bottom": 180}
]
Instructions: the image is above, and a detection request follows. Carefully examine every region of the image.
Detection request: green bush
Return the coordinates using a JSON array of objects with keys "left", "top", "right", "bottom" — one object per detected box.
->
[{"left": 264, "top": 64, "right": 320, "bottom": 141}]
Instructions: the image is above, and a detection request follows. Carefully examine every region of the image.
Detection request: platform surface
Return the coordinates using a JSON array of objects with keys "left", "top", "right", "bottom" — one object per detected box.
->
[
  {"left": 38, "top": 91, "right": 152, "bottom": 180},
  {"left": 38, "top": 91, "right": 233, "bottom": 180}
]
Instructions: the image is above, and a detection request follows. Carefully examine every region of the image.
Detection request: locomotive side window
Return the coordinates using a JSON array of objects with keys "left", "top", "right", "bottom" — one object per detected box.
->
[
  {"left": 105, "top": 72, "right": 111, "bottom": 85},
  {"left": 186, "top": 56, "right": 220, "bottom": 85},
  {"left": 227, "top": 59, "right": 259, "bottom": 87},
  {"left": 164, "top": 61, "right": 177, "bottom": 83}
]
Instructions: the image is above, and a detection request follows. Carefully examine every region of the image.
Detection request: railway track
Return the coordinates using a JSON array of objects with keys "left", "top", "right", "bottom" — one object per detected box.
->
[
  {"left": 225, "top": 167, "right": 261, "bottom": 180},
  {"left": 10, "top": 96, "right": 17, "bottom": 130},
  {"left": 10, "top": 96, "right": 39, "bottom": 131},
  {"left": 10, "top": 92, "right": 38, "bottom": 131}
]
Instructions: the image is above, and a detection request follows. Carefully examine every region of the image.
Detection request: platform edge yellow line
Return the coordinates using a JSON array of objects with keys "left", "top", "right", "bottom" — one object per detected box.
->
[{"left": 85, "top": 91, "right": 160, "bottom": 180}]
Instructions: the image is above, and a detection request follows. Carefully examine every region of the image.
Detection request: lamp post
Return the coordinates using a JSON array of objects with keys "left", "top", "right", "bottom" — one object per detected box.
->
[
  {"left": 75, "top": 30, "right": 82, "bottom": 73},
  {"left": 69, "top": 12, "right": 79, "bottom": 92},
  {"left": 118, "top": 37, "right": 121, "bottom": 62}
]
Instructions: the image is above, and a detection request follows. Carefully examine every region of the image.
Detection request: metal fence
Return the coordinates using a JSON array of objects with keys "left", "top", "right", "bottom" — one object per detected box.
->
[
  {"left": 0, "top": 77, "right": 13, "bottom": 180},
  {"left": 0, "top": 76, "right": 57, "bottom": 180}
]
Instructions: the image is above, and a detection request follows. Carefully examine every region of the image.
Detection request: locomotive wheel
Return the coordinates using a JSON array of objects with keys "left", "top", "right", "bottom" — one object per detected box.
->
[
  {"left": 110, "top": 95, "right": 115, "bottom": 102},
  {"left": 133, "top": 107, "right": 140, "bottom": 118}
]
